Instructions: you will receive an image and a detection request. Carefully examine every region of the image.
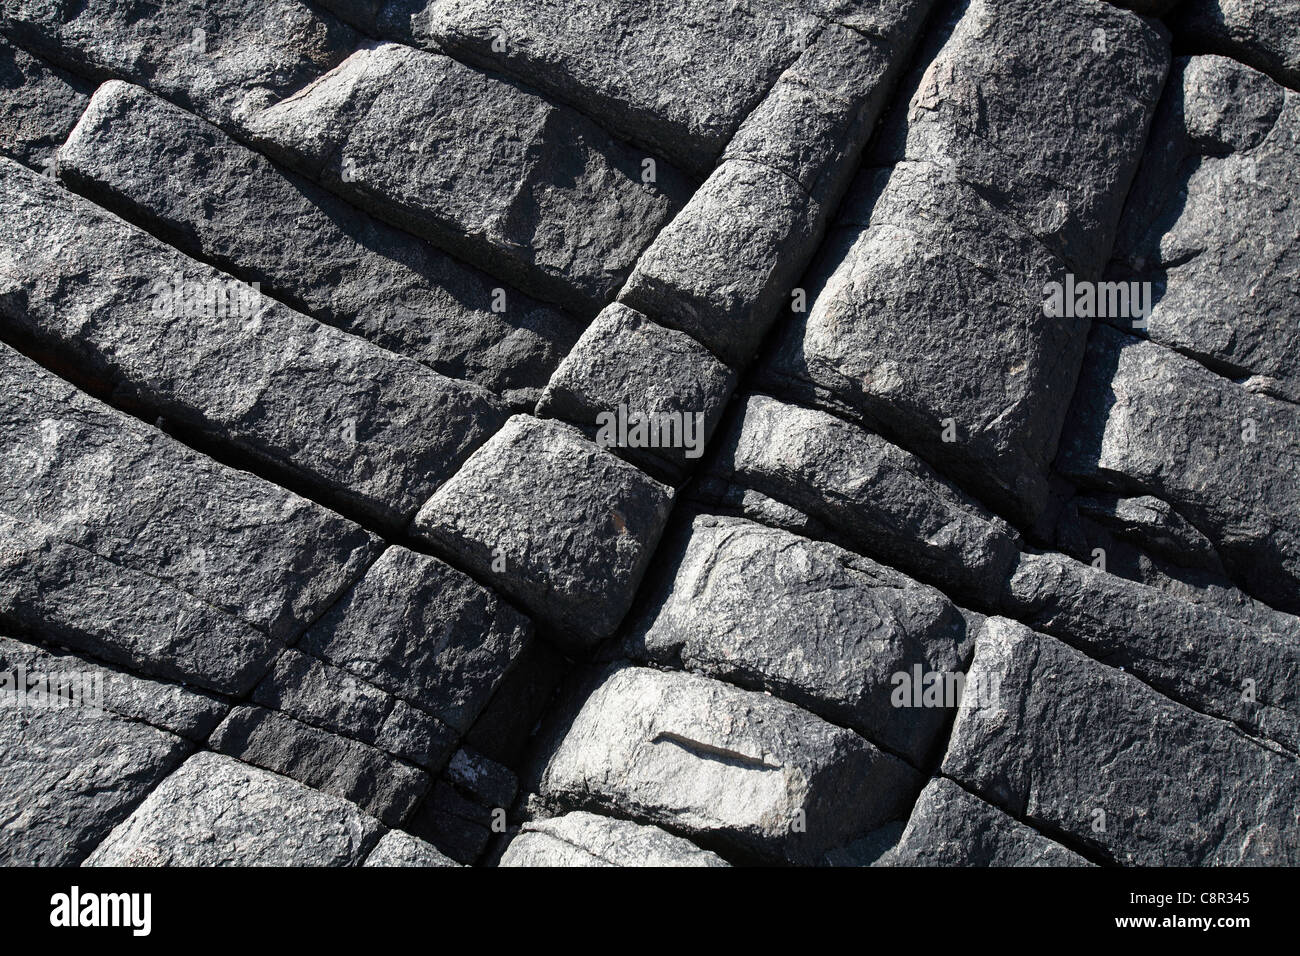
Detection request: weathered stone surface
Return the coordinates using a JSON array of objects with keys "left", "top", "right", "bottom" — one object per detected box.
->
[
  {"left": 621, "top": 159, "right": 821, "bottom": 366},
  {"left": 407, "top": 761, "right": 508, "bottom": 864},
  {"left": 412, "top": 416, "right": 674, "bottom": 645},
  {"left": 708, "top": 394, "right": 1020, "bottom": 600},
  {"left": 888, "top": 777, "right": 1091, "bottom": 867},
  {"left": 1173, "top": 0, "right": 1300, "bottom": 91},
  {"left": 0, "top": 158, "right": 506, "bottom": 528},
  {"left": 0, "top": 0, "right": 357, "bottom": 130},
  {"left": 210, "top": 706, "right": 429, "bottom": 826},
  {"left": 0, "top": 34, "right": 90, "bottom": 172},
  {"left": 445, "top": 747, "right": 518, "bottom": 811},
  {"left": 1001, "top": 551, "right": 1300, "bottom": 751},
  {"left": 762, "top": 165, "right": 1080, "bottom": 525},
  {"left": 300, "top": 545, "right": 532, "bottom": 735},
  {"left": 252, "top": 650, "right": 456, "bottom": 770},
  {"left": 0, "top": 632, "right": 226, "bottom": 741},
  {"left": 0, "top": 509, "right": 279, "bottom": 697},
  {"left": 500, "top": 811, "right": 729, "bottom": 867},
  {"left": 1057, "top": 325, "right": 1300, "bottom": 612},
  {"left": 871, "top": 0, "right": 1170, "bottom": 275},
  {"left": 397, "top": 0, "right": 826, "bottom": 174},
  {"left": 942, "top": 618, "right": 1300, "bottom": 865},
  {"left": 85, "top": 752, "right": 382, "bottom": 866},
  {"left": 1109, "top": 56, "right": 1300, "bottom": 401},
  {"left": 0, "top": 342, "right": 376, "bottom": 650},
  {"left": 535, "top": 665, "right": 921, "bottom": 864},
  {"left": 537, "top": 303, "right": 735, "bottom": 475},
  {"left": 1059, "top": 493, "right": 1224, "bottom": 573},
  {"left": 0, "top": 683, "right": 189, "bottom": 865},
  {"left": 57, "top": 80, "right": 580, "bottom": 407},
  {"left": 628, "top": 514, "right": 968, "bottom": 764},
  {"left": 363, "top": 829, "right": 460, "bottom": 867},
  {"left": 244, "top": 41, "right": 690, "bottom": 315}
]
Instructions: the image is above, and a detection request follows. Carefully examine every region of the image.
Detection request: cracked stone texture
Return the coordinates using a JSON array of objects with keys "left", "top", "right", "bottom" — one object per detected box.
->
[
  {"left": 0, "top": 33, "right": 90, "bottom": 172},
  {"left": 57, "top": 80, "right": 581, "bottom": 407},
  {"left": 1173, "top": 0, "right": 1300, "bottom": 91},
  {"left": 1109, "top": 55, "right": 1300, "bottom": 402},
  {"left": 364, "top": 830, "right": 460, "bottom": 867},
  {"left": 85, "top": 752, "right": 382, "bottom": 866},
  {"left": 412, "top": 416, "right": 675, "bottom": 646},
  {"left": 886, "top": 777, "right": 1092, "bottom": 867},
  {"left": 706, "top": 393, "right": 1021, "bottom": 601},
  {"left": 1058, "top": 325, "right": 1300, "bottom": 613},
  {"left": 500, "top": 811, "right": 730, "bottom": 867},
  {"left": 244, "top": 41, "right": 692, "bottom": 315},
  {"left": 944, "top": 618, "right": 1300, "bottom": 865},
  {"left": 3, "top": 0, "right": 1299, "bottom": 869},
  {"left": 0, "top": 159, "right": 507, "bottom": 530},
  {"left": 626, "top": 514, "right": 969, "bottom": 765},
  {"left": 299, "top": 546, "right": 532, "bottom": 737},
  {"left": 0, "top": 341, "right": 375, "bottom": 663},
  {"left": 533, "top": 665, "right": 921, "bottom": 864},
  {"left": 0, "top": 0, "right": 358, "bottom": 131}
]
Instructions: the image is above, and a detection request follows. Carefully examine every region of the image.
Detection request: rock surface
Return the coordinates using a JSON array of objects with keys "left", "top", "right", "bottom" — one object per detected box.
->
[{"left": 500, "top": 811, "right": 729, "bottom": 867}]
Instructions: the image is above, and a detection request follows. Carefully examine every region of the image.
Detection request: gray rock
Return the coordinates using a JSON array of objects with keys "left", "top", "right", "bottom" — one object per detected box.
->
[
  {"left": 0, "top": 509, "right": 279, "bottom": 697},
  {"left": 889, "top": 777, "right": 1091, "bottom": 866},
  {"left": 1064, "top": 493, "right": 1224, "bottom": 572},
  {"left": 0, "top": 342, "right": 377, "bottom": 648},
  {"left": 1174, "top": 0, "right": 1300, "bottom": 91},
  {"left": 500, "top": 811, "right": 729, "bottom": 867},
  {"left": 761, "top": 164, "right": 1080, "bottom": 525},
  {"left": 1002, "top": 552, "right": 1300, "bottom": 751},
  {"left": 0, "top": 158, "right": 506, "bottom": 529},
  {"left": 363, "top": 829, "right": 460, "bottom": 867},
  {"left": 403, "top": 0, "right": 825, "bottom": 174},
  {"left": 620, "top": 159, "right": 822, "bottom": 366},
  {"left": 57, "top": 80, "right": 580, "bottom": 408},
  {"left": 708, "top": 393, "right": 1020, "bottom": 601},
  {"left": 0, "top": 35, "right": 90, "bottom": 172},
  {"left": 1057, "top": 325, "right": 1300, "bottom": 612},
  {"left": 690, "top": 476, "right": 831, "bottom": 541},
  {"left": 1109, "top": 56, "right": 1300, "bottom": 401},
  {"left": 252, "top": 650, "right": 456, "bottom": 770},
  {"left": 445, "top": 747, "right": 517, "bottom": 810},
  {"left": 0, "top": 632, "right": 226, "bottom": 741},
  {"left": 84, "top": 752, "right": 382, "bottom": 866},
  {"left": 942, "top": 618, "right": 1300, "bottom": 865},
  {"left": 628, "top": 514, "right": 968, "bottom": 765},
  {"left": 0, "top": 685, "right": 189, "bottom": 865},
  {"left": 412, "top": 416, "right": 674, "bottom": 646},
  {"left": 408, "top": 780, "right": 495, "bottom": 864},
  {"left": 0, "top": 0, "right": 357, "bottom": 131},
  {"left": 210, "top": 706, "right": 429, "bottom": 826},
  {"left": 537, "top": 303, "right": 736, "bottom": 476},
  {"left": 870, "top": 0, "right": 1170, "bottom": 275},
  {"left": 534, "top": 665, "right": 921, "bottom": 864},
  {"left": 243, "top": 41, "right": 690, "bottom": 315},
  {"left": 299, "top": 545, "right": 532, "bottom": 735}
]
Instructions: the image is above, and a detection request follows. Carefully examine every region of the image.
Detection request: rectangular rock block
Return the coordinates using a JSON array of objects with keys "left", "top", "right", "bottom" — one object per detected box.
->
[
  {"left": 942, "top": 617, "right": 1300, "bottom": 865},
  {"left": 84, "top": 751, "right": 382, "bottom": 866},
  {"left": 244, "top": 41, "right": 691, "bottom": 316},
  {"left": 0, "top": 34, "right": 91, "bottom": 172},
  {"left": 0, "top": 342, "right": 377, "bottom": 649},
  {"left": 412, "top": 416, "right": 674, "bottom": 646},
  {"left": 535, "top": 665, "right": 922, "bottom": 864},
  {"left": 0, "top": 157, "right": 506, "bottom": 529},
  {"left": 708, "top": 393, "right": 1021, "bottom": 601},
  {"left": 628, "top": 514, "right": 969, "bottom": 765},
  {"left": 57, "top": 80, "right": 581, "bottom": 407}
]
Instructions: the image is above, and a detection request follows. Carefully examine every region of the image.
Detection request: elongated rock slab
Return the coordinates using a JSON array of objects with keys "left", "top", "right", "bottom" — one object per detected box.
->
[
  {"left": 500, "top": 811, "right": 729, "bottom": 867},
  {"left": 942, "top": 618, "right": 1300, "bottom": 865},
  {"left": 85, "top": 752, "right": 382, "bottom": 866},
  {"left": 535, "top": 665, "right": 921, "bottom": 864},
  {"left": 0, "top": 158, "right": 506, "bottom": 528},
  {"left": 629, "top": 515, "right": 968, "bottom": 764}
]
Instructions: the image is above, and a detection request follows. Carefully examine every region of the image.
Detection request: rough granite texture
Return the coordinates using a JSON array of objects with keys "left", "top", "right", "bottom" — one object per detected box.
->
[{"left": 2, "top": 0, "right": 1297, "bottom": 868}]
